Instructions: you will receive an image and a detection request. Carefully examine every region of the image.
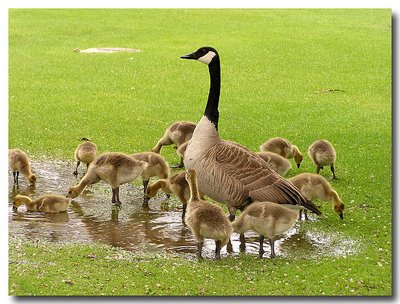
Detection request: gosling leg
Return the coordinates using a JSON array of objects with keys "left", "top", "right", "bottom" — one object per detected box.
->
[
  {"left": 316, "top": 165, "right": 323, "bottom": 174},
  {"left": 259, "top": 235, "right": 265, "bottom": 258},
  {"left": 181, "top": 203, "right": 187, "bottom": 220},
  {"left": 331, "top": 164, "right": 337, "bottom": 180},
  {"left": 13, "top": 171, "right": 19, "bottom": 186},
  {"left": 73, "top": 161, "right": 80, "bottom": 175},
  {"left": 142, "top": 180, "right": 149, "bottom": 207},
  {"left": 112, "top": 187, "right": 121, "bottom": 205},
  {"left": 197, "top": 241, "right": 203, "bottom": 260},
  {"left": 215, "top": 240, "right": 221, "bottom": 259},
  {"left": 269, "top": 238, "right": 276, "bottom": 259},
  {"left": 239, "top": 233, "right": 246, "bottom": 252}
]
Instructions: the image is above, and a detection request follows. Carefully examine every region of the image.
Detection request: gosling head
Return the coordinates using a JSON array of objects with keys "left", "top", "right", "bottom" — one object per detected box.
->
[
  {"left": 67, "top": 186, "right": 81, "bottom": 199},
  {"left": 13, "top": 194, "right": 29, "bottom": 209},
  {"left": 334, "top": 202, "right": 345, "bottom": 220},
  {"left": 28, "top": 174, "right": 37, "bottom": 185},
  {"left": 180, "top": 46, "right": 219, "bottom": 65}
]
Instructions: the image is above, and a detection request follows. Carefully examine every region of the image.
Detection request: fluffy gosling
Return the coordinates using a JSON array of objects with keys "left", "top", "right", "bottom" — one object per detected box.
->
[
  {"left": 256, "top": 151, "right": 292, "bottom": 176},
  {"left": 288, "top": 173, "right": 344, "bottom": 219},
  {"left": 131, "top": 152, "right": 170, "bottom": 206},
  {"left": 308, "top": 139, "right": 337, "bottom": 179},
  {"left": 185, "top": 169, "right": 233, "bottom": 260},
  {"left": 13, "top": 194, "right": 70, "bottom": 213},
  {"left": 146, "top": 171, "right": 205, "bottom": 219},
  {"left": 232, "top": 201, "right": 298, "bottom": 258},
  {"left": 151, "top": 121, "right": 196, "bottom": 168},
  {"left": 73, "top": 138, "right": 97, "bottom": 175},
  {"left": 260, "top": 137, "right": 303, "bottom": 168},
  {"left": 9, "top": 149, "right": 36, "bottom": 186},
  {"left": 67, "top": 152, "right": 147, "bottom": 205}
]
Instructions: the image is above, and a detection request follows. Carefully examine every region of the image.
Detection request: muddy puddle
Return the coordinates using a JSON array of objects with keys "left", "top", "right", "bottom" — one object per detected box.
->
[{"left": 9, "top": 160, "right": 360, "bottom": 260}]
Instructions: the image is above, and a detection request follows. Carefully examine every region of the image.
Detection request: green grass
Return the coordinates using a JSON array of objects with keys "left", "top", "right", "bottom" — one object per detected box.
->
[{"left": 8, "top": 9, "right": 392, "bottom": 296}]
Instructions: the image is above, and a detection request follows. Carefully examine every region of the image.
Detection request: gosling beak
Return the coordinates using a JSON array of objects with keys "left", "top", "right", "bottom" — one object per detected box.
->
[
  {"left": 12, "top": 203, "right": 17, "bottom": 212},
  {"left": 339, "top": 213, "right": 344, "bottom": 220},
  {"left": 297, "top": 164, "right": 300, "bottom": 168},
  {"left": 180, "top": 51, "right": 197, "bottom": 60}
]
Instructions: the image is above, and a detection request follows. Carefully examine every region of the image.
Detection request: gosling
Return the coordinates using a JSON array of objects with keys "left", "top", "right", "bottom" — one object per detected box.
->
[
  {"left": 146, "top": 171, "right": 205, "bottom": 219},
  {"left": 232, "top": 201, "right": 298, "bottom": 258},
  {"left": 288, "top": 173, "right": 344, "bottom": 219},
  {"left": 13, "top": 194, "right": 70, "bottom": 213},
  {"left": 73, "top": 138, "right": 97, "bottom": 175},
  {"left": 67, "top": 152, "right": 147, "bottom": 205},
  {"left": 308, "top": 139, "right": 337, "bottom": 179},
  {"left": 131, "top": 152, "right": 170, "bottom": 207},
  {"left": 152, "top": 121, "right": 196, "bottom": 168},
  {"left": 185, "top": 169, "right": 233, "bottom": 260},
  {"left": 256, "top": 151, "right": 292, "bottom": 176},
  {"left": 9, "top": 148, "right": 36, "bottom": 186},
  {"left": 260, "top": 137, "right": 303, "bottom": 168}
]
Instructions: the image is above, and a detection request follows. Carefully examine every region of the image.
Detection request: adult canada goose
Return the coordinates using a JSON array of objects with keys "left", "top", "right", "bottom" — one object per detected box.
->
[
  {"left": 185, "top": 169, "right": 233, "bottom": 259},
  {"left": 73, "top": 138, "right": 97, "bottom": 175},
  {"left": 288, "top": 173, "right": 344, "bottom": 219},
  {"left": 145, "top": 171, "right": 205, "bottom": 219},
  {"left": 180, "top": 46, "right": 321, "bottom": 220},
  {"left": 232, "top": 201, "right": 298, "bottom": 258},
  {"left": 256, "top": 151, "right": 292, "bottom": 176},
  {"left": 9, "top": 149, "right": 36, "bottom": 186},
  {"left": 259, "top": 137, "right": 303, "bottom": 168},
  {"left": 67, "top": 152, "right": 148, "bottom": 205},
  {"left": 13, "top": 194, "right": 71, "bottom": 213},
  {"left": 308, "top": 139, "right": 337, "bottom": 180},
  {"left": 131, "top": 152, "right": 170, "bottom": 206},
  {"left": 152, "top": 121, "right": 196, "bottom": 168}
]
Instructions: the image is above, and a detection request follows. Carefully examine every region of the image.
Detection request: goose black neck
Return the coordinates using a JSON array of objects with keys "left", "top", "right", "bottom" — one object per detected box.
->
[{"left": 204, "top": 57, "right": 220, "bottom": 130}]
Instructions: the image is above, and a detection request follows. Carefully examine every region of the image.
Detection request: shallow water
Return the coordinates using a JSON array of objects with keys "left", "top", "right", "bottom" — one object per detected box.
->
[{"left": 9, "top": 160, "right": 359, "bottom": 259}]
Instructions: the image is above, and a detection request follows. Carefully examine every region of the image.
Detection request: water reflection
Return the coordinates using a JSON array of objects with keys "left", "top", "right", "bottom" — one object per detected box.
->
[{"left": 9, "top": 160, "right": 359, "bottom": 259}]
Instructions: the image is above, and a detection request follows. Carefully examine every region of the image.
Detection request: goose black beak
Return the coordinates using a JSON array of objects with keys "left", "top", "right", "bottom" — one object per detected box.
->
[{"left": 180, "top": 52, "right": 197, "bottom": 60}]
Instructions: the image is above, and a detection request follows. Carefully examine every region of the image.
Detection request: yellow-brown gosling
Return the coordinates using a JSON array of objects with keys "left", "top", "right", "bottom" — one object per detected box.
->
[
  {"left": 259, "top": 137, "right": 303, "bottom": 168},
  {"left": 131, "top": 152, "right": 170, "bottom": 207},
  {"left": 185, "top": 169, "right": 233, "bottom": 259},
  {"left": 13, "top": 194, "right": 70, "bottom": 213},
  {"left": 256, "top": 151, "right": 292, "bottom": 176},
  {"left": 67, "top": 152, "right": 147, "bottom": 205},
  {"left": 232, "top": 201, "right": 298, "bottom": 258},
  {"left": 308, "top": 139, "right": 337, "bottom": 180},
  {"left": 151, "top": 121, "right": 196, "bottom": 168},
  {"left": 73, "top": 138, "right": 97, "bottom": 175},
  {"left": 288, "top": 173, "right": 344, "bottom": 219},
  {"left": 146, "top": 171, "right": 205, "bottom": 219},
  {"left": 9, "top": 148, "right": 36, "bottom": 186}
]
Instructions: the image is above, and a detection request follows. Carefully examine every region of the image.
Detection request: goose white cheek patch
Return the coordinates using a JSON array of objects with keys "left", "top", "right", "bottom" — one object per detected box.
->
[{"left": 198, "top": 51, "right": 216, "bottom": 64}]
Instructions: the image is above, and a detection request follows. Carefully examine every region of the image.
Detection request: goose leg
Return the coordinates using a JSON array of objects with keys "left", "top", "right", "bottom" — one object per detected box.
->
[
  {"left": 73, "top": 161, "right": 80, "bottom": 175},
  {"left": 215, "top": 240, "right": 221, "bottom": 259},
  {"left": 331, "top": 164, "right": 337, "bottom": 180},
  {"left": 259, "top": 235, "right": 265, "bottom": 258},
  {"left": 269, "top": 238, "right": 276, "bottom": 258}
]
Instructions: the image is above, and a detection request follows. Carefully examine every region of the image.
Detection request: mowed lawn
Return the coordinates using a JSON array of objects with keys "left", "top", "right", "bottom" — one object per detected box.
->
[{"left": 8, "top": 9, "right": 392, "bottom": 296}]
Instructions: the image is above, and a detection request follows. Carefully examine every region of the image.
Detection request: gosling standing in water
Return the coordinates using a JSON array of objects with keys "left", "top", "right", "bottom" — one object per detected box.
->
[
  {"left": 232, "top": 201, "right": 298, "bottom": 258},
  {"left": 288, "top": 173, "right": 344, "bottom": 219},
  {"left": 73, "top": 138, "right": 97, "bottom": 175},
  {"left": 185, "top": 169, "right": 233, "bottom": 260},
  {"left": 9, "top": 148, "right": 36, "bottom": 186},
  {"left": 67, "top": 152, "right": 147, "bottom": 205},
  {"left": 13, "top": 194, "right": 70, "bottom": 213},
  {"left": 308, "top": 139, "right": 337, "bottom": 180}
]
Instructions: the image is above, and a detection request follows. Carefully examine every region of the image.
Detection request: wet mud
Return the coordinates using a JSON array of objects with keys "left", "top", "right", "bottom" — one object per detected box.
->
[{"left": 9, "top": 160, "right": 359, "bottom": 259}]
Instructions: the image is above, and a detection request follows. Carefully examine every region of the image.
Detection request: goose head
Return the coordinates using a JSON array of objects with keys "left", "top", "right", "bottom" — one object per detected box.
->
[{"left": 180, "top": 46, "right": 219, "bottom": 65}]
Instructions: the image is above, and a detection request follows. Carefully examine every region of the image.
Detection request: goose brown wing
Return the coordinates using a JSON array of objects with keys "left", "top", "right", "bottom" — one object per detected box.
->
[{"left": 211, "top": 140, "right": 321, "bottom": 214}]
